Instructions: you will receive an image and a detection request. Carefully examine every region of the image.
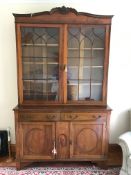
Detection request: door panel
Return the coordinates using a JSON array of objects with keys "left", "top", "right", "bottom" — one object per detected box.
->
[
  {"left": 70, "top": 122, "right": 106, "bottom": 159},
  {"left": 19, "top": 122, "right": 55, "bottom": 160}
]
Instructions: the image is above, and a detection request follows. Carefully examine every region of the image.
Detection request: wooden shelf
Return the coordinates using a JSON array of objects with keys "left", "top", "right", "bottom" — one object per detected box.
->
[
  {"left": 68, "top": 48, "right": 104, "bottom": 50},
  {"left": 23, "top": 62, "right": 59, "bottom": 65},
  {"left": 68, "top": 66, "right": 103, "bottom": 68},
  {"left": 22, "top": 43, "right": 59, "bottom": 46},
  {"left": 23, "top": 79, "right": 58, "bottom": 81},
  {"left": 68, "top": 83, "right": 102, "bottom": 85}
]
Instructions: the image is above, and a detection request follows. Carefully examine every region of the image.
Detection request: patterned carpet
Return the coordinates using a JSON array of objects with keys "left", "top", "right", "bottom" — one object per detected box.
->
[{"left": 0, "top": 164, "right": 120, "bottom": 175}]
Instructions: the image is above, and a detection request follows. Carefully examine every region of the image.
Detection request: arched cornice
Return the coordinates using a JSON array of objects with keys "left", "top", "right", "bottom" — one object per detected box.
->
[{"left": 13, "top": 6, "right": 113, "bottom": 19}]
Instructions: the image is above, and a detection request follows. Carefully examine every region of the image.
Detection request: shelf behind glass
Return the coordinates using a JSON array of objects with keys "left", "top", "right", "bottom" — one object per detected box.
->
[
  {"left": 68, "top": 50, "right": 104, "bottom": 60},
  {"left": 22, "top": 43, "right": 59, "bottom": 46},
  {"left": 22, "top": 63, "right": 59, "bottom": 80},
  {"left": 22, "top": 57, "right": 59, "bottom": 64},
  {"left": 67, "top": 66, "right": 103, "bottom": 80},
  {"left": 23, "top": 62, "right": 59, "bottom": 65},
  {"left": 68, "top": 47, "right": 104, "bottom": 50},
  {"left": 67, "top": 80, "right": 102, "bottom": 101},
  {"left": 23, "top": 79, "right": 58, "bottom": 101},
  {"left": 22, "top": 46, "right": 59, "bottom": 57}
]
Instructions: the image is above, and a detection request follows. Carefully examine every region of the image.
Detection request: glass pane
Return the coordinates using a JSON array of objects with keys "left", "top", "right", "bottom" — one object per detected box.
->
[
  {"left": 48, "top": 57, "right": 59, "bottom": 63},
  {"left": 21, "top": 28, "right": 59, "bottom": 44},
  {"left": 49, "top": 81, "right": 58, "bottom": 100},
  {"left": 67, "top": 25, "right": 105, "bottom": 101},
  {"left": 67, "top": 66, "right": 78, "bottom": 79},
  {"left": 92, "top": 50, "right": 104, "bottom": 66},
  {"left": 67, "top": 81, "right": 78, "bottom": 101},
  {"left": 68, "top": 50, "right": 79, "bottom": 58},
  {"left": 23, "top": 80, "right": 45, "bottom": 100},
  {"left": 21, "top": 27, "right": 59, "bottom": 101},
  {"left": 23, "top": 57, "right": 45, "bottom": 62},
  {"left": 68, "top": 58, "right": 79, "bottom": 66},
  {"left": 91, "top": 84, "right": 102, "bottom": 100},
  {"left": 82, "top": 67, "right": 90, "bottom": 80},
  {"left": 23, "top": 80, "right": 58, "bottom": 101},
  {"left": 79, "top": 84, "right": 90, "bottom": 100},
  {"left": 22, "top": 46, "right": 59, "bottom": 58},
  {"left": 48, "top": 64, "right": 59, "bottom": 80},
  {"left": 92, "top": 67, "right": 103, "bottom": 81},
  {"left": 47, "top": 46, "right": 59, "bottom": 58},
  {"left": 23, "top": 63, "right": 47, "bottom": 79}
]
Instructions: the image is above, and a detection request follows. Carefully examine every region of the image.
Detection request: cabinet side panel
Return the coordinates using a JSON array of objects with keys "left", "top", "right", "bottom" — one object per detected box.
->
[{"left": 15, "top": 24, "right": 23, "bottom": 104}]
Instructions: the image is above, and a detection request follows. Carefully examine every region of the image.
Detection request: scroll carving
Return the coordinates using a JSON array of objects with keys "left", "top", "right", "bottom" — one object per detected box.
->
[{"left": 58, "top": 134, "right": 67, "bottom": 147}]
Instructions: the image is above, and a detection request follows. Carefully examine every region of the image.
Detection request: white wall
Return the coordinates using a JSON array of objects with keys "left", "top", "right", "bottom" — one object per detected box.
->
[{"left": 0, "top": 0, "right": 131, "bottom": 144}]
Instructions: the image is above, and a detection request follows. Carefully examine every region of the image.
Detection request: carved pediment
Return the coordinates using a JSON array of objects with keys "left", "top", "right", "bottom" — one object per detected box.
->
[
  {"left": 13, "top": 6, "right": 113, "bottom": 19},
  {"left": 49, "top": 6, "right": 78, "bottom": 15}
]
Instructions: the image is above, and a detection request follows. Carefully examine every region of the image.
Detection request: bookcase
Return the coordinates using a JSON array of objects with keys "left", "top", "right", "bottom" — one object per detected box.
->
[{"left": 13, "top": 6, "right": 113, "bottom": 169}]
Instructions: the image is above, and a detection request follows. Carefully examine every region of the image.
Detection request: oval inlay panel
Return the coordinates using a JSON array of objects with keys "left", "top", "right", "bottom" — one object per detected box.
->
[
  {"left": 76, "top": 128, "right": 98, "bottom": 152},
  {"left": 58, "top": 134, "right": 67, "bottom": 147},
  {"left": 25, "top": 128, "right": 45, "bottom": 154}
]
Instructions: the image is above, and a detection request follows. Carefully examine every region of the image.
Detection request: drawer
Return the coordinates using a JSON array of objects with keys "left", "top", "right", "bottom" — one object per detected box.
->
[
  {"left": 19, "top": 113, "right": 60, "bottom": 122},
  {"left": 61, "top": 113, "right": 106, "bottom": 121}
]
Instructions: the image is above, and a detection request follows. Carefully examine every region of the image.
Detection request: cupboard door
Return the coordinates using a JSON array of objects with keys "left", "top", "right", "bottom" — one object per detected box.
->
[
  {"left": 67, "top": 26, "right": 106, "bottom": 103},
  {"left": 56, "top": 122, "right": 70, "bottom": 159},
  {"left": 70, "top": 122, "right": 106, "bottom": 159},
  {"left": 20, "top": 26, "right": 62, "bottom": 103},
  {"left": 19, "top": 122, "right": 55, "bottom": 160}
]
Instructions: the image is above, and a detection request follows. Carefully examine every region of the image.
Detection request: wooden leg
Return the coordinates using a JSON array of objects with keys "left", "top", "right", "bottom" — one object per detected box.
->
[
  {"left": 16, "top": 161, "right": 21, "bottom": 170},
  {"left": 16, "top": 161, "right": 33, "bottom": 170}
]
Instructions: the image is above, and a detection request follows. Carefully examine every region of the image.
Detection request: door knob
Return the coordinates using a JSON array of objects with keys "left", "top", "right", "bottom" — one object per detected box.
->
[{"left": 52, "top": 141, "right": 57, "bottom": 155}]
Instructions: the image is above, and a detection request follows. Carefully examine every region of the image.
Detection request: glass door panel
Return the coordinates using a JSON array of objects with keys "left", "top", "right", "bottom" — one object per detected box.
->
[
  {"left": 21, "top": 27, "right": 59, "bottom": 101},
  {"left": 67, "top": 26, "right": 105, "bottom": 101}
]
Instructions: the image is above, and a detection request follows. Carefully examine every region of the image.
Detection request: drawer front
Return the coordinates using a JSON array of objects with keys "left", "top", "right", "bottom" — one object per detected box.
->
[
  {"left": 61, "top": 113, "right": 106, "bottom": 121},
  {"left": 19, "top": 113, "right": 60, "bottom": 122}
]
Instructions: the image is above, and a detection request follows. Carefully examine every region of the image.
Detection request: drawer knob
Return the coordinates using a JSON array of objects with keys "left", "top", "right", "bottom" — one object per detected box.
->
[
  {"left": 52, "top": 141, "right": 57, "bottom": 155},
  {"left": 68, "top": 115, "right": 78, "bottom": 120},
  {"left": 46, "top": 115, "right": 55, "bottom": 120},
  {"left": 93, "top": 115, "right": 101, "bottom": 119}
]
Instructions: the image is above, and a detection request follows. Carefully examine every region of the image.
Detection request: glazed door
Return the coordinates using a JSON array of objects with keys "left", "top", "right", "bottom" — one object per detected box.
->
[
  {"left": 19, "top": 122, "right": 55, "bottom": 160},
  {"left": 70, "top": 122, "right": 106, "bottom": 159},
  {"left": 67, "top": 25, "right": 107, "bottom": 105},
  {"left": 18, "top": 25, "right": 63, "bottom": 105}
]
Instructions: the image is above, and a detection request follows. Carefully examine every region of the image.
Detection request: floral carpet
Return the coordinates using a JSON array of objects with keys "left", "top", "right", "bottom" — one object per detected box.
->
[{"left": 0, "top": 165, "right": 120, "bottom": 175}]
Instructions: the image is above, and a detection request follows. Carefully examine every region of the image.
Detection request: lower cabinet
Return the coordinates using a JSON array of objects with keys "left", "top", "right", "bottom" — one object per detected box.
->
[{"left": 14, "top": 109, "right": 111, "bottom": 169}]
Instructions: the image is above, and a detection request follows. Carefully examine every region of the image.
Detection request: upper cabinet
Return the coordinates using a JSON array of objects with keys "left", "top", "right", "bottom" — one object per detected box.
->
[{"left": 13, "top": 6, "right": 113, "bottom": 106}]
